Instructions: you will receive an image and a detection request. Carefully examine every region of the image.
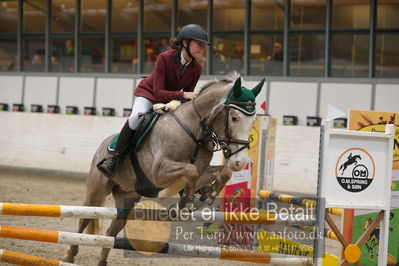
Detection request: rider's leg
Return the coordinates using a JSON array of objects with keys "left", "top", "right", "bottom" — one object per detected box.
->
[{"left": 97, "top": 97, "right": 153, "bottom": 178}]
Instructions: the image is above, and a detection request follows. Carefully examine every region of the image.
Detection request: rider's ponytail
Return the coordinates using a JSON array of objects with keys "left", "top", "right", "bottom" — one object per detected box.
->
[{"left": 169, "top": 37, "right": 182, "bottom": 49}]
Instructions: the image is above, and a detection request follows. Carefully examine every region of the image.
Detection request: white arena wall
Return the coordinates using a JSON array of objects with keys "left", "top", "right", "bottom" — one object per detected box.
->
[
  {"left": 0, "top": 112, "right": 124, "bottom": 173},
  {"left": 1, "top": 73, "right": 399, "bottom": 124}
]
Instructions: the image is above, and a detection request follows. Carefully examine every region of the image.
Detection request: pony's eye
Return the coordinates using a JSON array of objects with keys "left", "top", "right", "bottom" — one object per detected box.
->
[{"left": 231, "top": 116, "right": 239, "bottom": 122}]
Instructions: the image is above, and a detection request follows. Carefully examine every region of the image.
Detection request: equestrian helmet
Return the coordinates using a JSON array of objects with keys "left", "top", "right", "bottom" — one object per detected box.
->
[{"left": 177, "top": 24, "right": 209, "bottom": 45}]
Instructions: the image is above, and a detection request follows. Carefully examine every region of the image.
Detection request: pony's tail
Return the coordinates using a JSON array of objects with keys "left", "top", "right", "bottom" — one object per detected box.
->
[{"left": 85, "top": 197, "right": 105, "bottom": 235}]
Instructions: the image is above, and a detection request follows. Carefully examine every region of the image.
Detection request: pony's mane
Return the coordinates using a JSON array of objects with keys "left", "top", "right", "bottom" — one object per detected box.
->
[{"left": 197, "top": 72, "right": 241, "bottom": 95}]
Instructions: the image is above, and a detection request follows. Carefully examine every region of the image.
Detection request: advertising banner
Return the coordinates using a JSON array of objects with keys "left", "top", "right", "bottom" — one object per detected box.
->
[
  {"left": 219, "top": 115, "right": 276, "bottom": 248},
  {"left": 349, "top": 110, "right": 399, "bottom": 265}
]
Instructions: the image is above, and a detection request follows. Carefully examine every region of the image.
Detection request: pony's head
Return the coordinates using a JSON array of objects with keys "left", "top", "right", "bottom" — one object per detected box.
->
[{"left": 219, "top": 76, "right": 265, "bottom": 172}]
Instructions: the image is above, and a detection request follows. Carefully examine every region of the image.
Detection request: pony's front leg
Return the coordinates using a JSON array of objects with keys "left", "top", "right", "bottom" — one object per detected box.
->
[
  {"left": 180, "top": 183, "right": 197, "bottom": 211},
  {"left": 204, "top": 168, "right": 232, "bottom": 204},
  {"left": 195, "top": 166, "right": 232, "bottom": 204},
  {"left": 155, "top": 159, "right": 199, "bottom": 209}
]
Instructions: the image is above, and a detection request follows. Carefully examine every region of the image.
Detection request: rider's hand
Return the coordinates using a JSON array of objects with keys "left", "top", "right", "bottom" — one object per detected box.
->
[{"left": 183, "top": 92, "right": 198, "bottom": 100}]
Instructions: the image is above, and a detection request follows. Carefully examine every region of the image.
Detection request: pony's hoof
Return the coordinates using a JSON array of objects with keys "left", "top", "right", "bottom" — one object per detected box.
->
[
  {"left": 184, "top": 202, "right": 196, "bottom": 212},
  {"left": 199, "top": 193, "right": 208, "bottom": 202},
  {"left": 98, "top": 260, "right": 107, "bottom": 266},
  {"left": 61, "top": 255, "right": 74, "bottom": 263},
  {"left": 167, "top": 202, "right": 180, "bottom": 220}
]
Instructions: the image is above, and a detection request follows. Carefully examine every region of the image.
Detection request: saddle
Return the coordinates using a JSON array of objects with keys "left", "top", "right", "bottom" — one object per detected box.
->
[{"left": 107, "top": 112, "right": 163, "bottom": 198}]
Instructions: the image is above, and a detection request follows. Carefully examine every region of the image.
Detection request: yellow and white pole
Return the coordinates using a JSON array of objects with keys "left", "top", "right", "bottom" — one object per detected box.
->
[
  {"left": 0, "top": 225, "right": 312, "bottom": 265},
  {"left": 0, "top": 203, "right": 315, "bottom": 225},
  {"left": 0, "top": 249, "right": 78, "bottom": 266},
  {"left": 296, "top": 225, "right": 339, "bottom": 241},
  {"left": 0, "top": 203, "right": 118, "bottom": 219},
  {"left": 0, "top": 225, "right": 115, "bottom": 248},
  {"left": 258, "top": 190, "right": 342, "bottom": 216}
]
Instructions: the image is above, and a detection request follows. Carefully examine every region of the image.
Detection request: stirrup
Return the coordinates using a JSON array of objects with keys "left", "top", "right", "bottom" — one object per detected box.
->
[{"left": 96, "top": 157, "right": 118, "bottom": 179}]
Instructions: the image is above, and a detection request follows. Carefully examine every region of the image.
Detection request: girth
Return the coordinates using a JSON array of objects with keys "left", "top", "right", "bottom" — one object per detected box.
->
[{"left": 130, "top": 112, "right": 163, "bottom": 198}]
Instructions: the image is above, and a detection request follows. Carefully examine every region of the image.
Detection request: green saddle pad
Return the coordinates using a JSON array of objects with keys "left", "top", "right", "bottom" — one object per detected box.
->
[
  {"left": 108, "top": 112, "right": 160, "bottom": 153},
  {"left": 108, "top": 134, "right": 119, "bottom": 152}
]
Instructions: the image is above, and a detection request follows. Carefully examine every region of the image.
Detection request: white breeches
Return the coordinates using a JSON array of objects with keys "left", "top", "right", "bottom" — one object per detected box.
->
[{"left": 127, "top": 97, "right": 153, "bottom": 130}]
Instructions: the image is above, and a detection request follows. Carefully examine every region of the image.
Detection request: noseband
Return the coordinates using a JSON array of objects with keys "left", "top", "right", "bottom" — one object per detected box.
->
[
  {"left": 218, "top": 100, "right": 256, "bottom": 158},
  {"left": 169, "top": 98, "right": 256, "bottom": 164}
]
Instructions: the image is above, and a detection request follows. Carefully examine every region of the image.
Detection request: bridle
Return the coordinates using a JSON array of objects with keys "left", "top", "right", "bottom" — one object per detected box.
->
[{"left": 169, "top": 98, "right": 256, "bottom": 164}]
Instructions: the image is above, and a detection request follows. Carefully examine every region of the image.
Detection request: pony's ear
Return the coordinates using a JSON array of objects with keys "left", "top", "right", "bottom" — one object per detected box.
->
[
  {"left": 232, "top": 77, "right": 242, "bottom": 98},
  {"left": 252, "top": 78, "right": 265, "bottom": 97}
]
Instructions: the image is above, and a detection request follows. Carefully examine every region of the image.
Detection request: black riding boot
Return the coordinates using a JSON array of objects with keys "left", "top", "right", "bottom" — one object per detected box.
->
[{"left": 97, "top": 121, "right": 136, "bottom": 178}]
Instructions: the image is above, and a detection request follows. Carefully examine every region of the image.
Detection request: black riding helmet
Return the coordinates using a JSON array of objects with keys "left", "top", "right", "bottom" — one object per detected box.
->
[
  {"left": 177, "top": 24, "right": 209, "bottom": 60},
  {"left": 177, "top": 24, "right": 209, "bottom": 44}
]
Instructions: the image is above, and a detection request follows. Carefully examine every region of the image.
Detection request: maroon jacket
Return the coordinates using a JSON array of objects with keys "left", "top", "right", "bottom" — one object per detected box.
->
[{"left": 134, "top": 49, "right": 202, "bottom": 103}]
